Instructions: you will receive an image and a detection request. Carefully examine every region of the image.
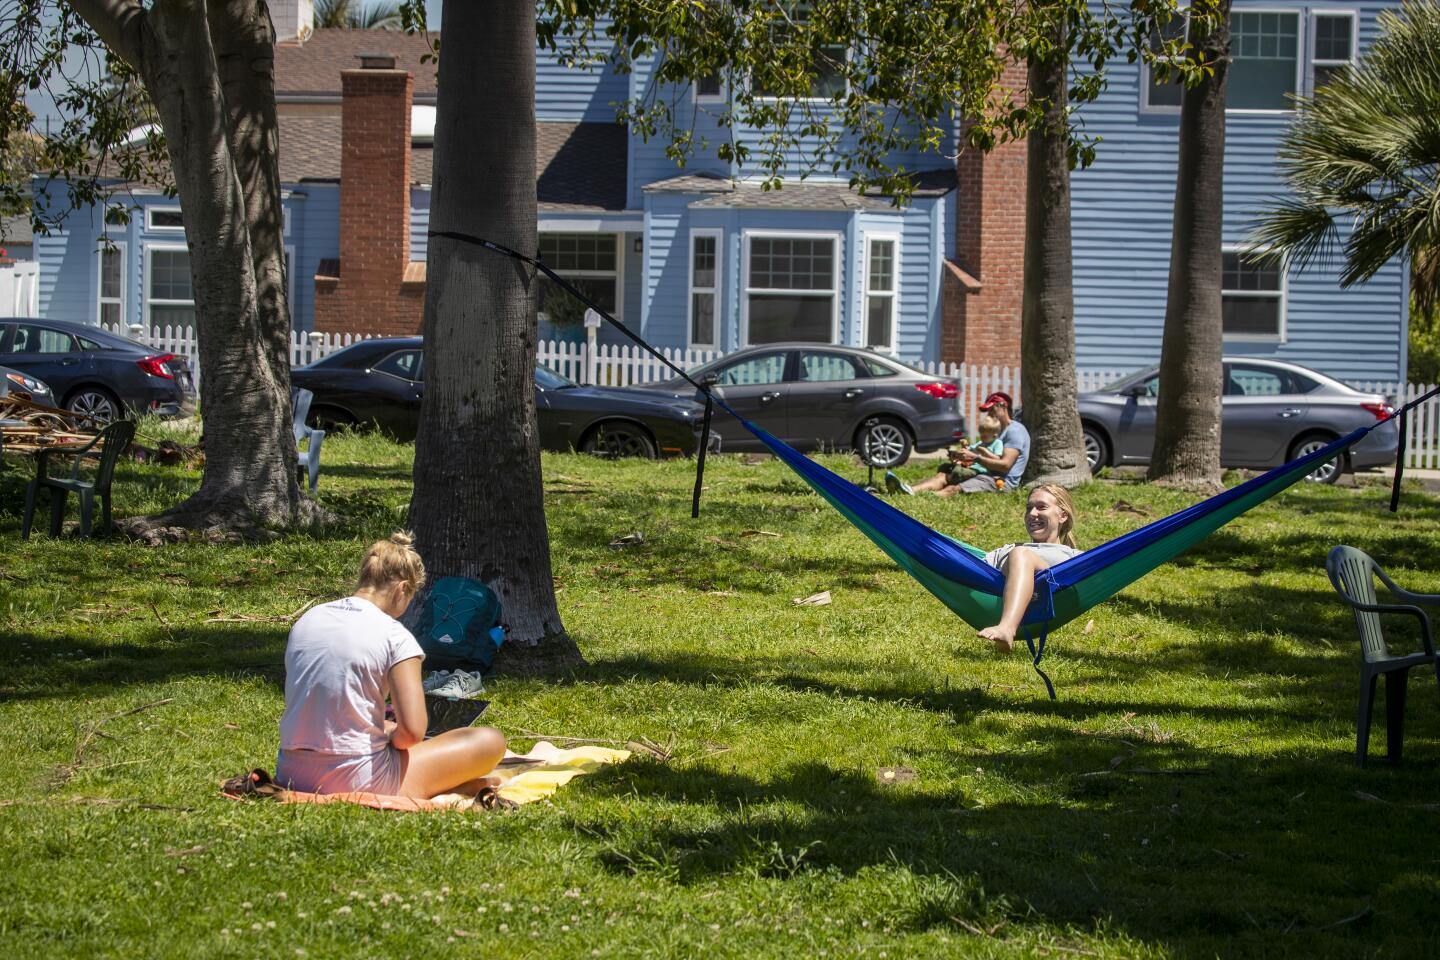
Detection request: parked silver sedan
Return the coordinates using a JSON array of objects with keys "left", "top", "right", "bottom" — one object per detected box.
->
[
  {"left": 1078, "top": 357, "right": 1398, "bottom": 484},
  {"left": 634, "top": 343, "right": 965, "bottom": 467}
]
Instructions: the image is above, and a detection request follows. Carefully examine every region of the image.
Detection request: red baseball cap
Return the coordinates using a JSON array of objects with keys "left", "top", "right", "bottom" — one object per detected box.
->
[{"left": 978, "top": 392, "right": 1012, "bottom": 410}]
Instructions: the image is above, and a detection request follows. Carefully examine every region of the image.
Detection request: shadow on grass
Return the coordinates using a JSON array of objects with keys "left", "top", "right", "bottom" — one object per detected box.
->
[{"left": 564, "top": 710, "right": 1440, "bottom": 958}]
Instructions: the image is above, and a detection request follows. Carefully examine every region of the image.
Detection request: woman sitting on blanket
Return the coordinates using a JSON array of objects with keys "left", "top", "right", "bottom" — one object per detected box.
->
[
  {"left": 275, "top": 533, "right": 506, "bottom": 798},
  {"left": 977, "top": 483, "right": 1081, "bottom": 653}
]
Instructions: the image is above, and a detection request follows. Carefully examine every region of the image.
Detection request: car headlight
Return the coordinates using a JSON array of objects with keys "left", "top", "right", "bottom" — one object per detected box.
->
[{"left": 5, "top": 372, "right": 45, "bottom": 394}]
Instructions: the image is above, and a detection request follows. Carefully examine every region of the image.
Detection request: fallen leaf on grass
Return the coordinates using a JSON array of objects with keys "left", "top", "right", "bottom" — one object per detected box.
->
[
  {"left": 793, "top": 590, "right": 832, "bottom": 606},
  {"left": 223, "top": 723, "right": 241, "bottom": 730},
  {"left": 876, "top": 766, "right": 917, "bottom": 785},
  {"left": 705, "top": 590, "right": 738, "bottom": 597},
  {"left": 1111, "top": 500, "right": 1152, "bottom": 517},
  {"left": 165, "top": 844, "right": 209, "bottom": 858},
  {"left": 1083, "top": 619, "right": 1095, "bottom": 635},
  {"left": 739, "top": 529, "right": 782, "bottom": 539}
]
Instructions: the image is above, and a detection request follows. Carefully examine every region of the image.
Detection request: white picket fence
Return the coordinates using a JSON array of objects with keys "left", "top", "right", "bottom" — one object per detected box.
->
[
  {"left": 102, "top": 323, "right": 1440, "bottom": 470},
  {"left": 0, "top": 260, "right": 39, "bottom": 317}
]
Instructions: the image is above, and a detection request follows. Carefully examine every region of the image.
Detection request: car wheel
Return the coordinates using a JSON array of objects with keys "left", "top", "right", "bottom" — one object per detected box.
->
[
  {"left": 1082, "top": 424, "right": 1109, "bottom": 475},
  {"left": 65, "top": 386, "right": 122, "bottom": 426},
  {"left": 857, "top": 417, "right": 913, "bottom": 468},
  {"left": 1291, "top": 433, "right": 1344, "bottom": 485},
  {"left": 581, "top": 421, "right": 658, "bottom": 459}
]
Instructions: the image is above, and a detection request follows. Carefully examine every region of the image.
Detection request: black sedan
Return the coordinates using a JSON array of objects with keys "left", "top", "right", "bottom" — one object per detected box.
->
[
  {"left": 634, "top": 342, "right": 965, "bottom": 467},
  {"left": 0, "top": 317, "right": 195, "bottom": 422},
  {"left": 290, "top": 337, "right": 715, "bottom": 456}
]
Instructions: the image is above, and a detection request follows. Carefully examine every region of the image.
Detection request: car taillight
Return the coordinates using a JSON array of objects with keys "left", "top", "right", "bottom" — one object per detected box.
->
[
  {"left": 1360, "top": 402, "right": 1394, "bottom": 421},
  {"left": 914, "top": 382, "right": 959, "bottom": 400},
  {"left": 137, "top": 353, "right": 177, "bottom": 379}
]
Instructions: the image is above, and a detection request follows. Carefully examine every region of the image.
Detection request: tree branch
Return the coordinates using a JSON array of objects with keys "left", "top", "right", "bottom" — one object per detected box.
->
[{"left": 65, "top": 0, "right": 147, "bottom": 69}]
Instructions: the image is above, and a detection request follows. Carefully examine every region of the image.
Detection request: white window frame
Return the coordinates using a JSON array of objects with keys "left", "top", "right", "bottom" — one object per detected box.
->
[
  {"left": 536, "top": 232, "right": 623, "bottom": 324},
  {"left": 145, "top": 206, "right": 185, "bottom": 232},
  {"left": 750, "top": 4, "right": 849, "bottom": 103},
  {"left": 143, "top": 243, "right": 197, "bottom": 330},
  {"left": 694, "top": 73, "right": 727, "bottom": 105},
  {"left": 687, "top": 228, "right": 723, "bottom": 350},
  {"left": 740, "top": 228, "right": 842, "bottom": 347},
  {"left": 282, "top": 206, "right": 292, "bottom": 237},
  {"left": 1138, "top": 10, "right": 1189, "bottom": 116},
  {"left": 95, "top": 240, "right": 127, "bottom": 328},
  {"left": 862, "top": 233, "right": 899, "bottom": 353},
  {"left": 1309, "top": 9, "right": 1359, "bottom": 94},
  {"left": 1140, "top": 8, "right": 1305, "bottom": 116},
  {"left": 1224, "top": 8, "right": 1305, "bottom": 116},
  {"left": 1221, "top": 244, "right": 1288, "bottom": 343}
]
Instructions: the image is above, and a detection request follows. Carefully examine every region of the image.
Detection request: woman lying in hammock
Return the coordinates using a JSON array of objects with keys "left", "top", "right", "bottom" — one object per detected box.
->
[
  {"left": 977, "top": 483, "right": 1080, "bottom": 652},
  {"left": 275, "top": 532, "right": 506, "bottom": 798}
]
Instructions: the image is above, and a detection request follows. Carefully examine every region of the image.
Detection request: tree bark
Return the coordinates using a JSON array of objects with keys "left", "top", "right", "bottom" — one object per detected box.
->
[
  {"left": 1020, "top": 33, "right": 1091, "bottom": 489},
  {"left": 408, "top": 3, "right": 583, "bottom": 674},
  {"left": 68, "top": 0, "right": 317, "bottom": 531},
  {"left": 1147, "top": 0, "right": 1231, "bottom": 493}
]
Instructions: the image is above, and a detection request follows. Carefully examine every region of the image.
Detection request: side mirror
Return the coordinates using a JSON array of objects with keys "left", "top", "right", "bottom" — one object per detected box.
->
[{"left": 1122, "top": 384, "right": 1144, "bottom": 398}]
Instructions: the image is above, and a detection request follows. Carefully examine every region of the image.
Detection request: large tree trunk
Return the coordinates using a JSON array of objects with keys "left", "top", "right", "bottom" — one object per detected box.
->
[
  {"left": 70, "top": 0, "right": 316, "bottom": 532},
  {"left": 1148, "top": 0, "right": 1231, "bottom": 493},
  {"left": 1020, "top": 34, "right": 1091, "bottom": 488},
  {"left": 408, "top": 4, "right": 583, "bottom": 675}
]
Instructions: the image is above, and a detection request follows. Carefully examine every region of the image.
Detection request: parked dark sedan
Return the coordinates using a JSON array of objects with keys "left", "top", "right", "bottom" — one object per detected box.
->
[
  {"left": 290, "top": 337, "right": 715, "bottom": 456},
  {"left": 1077, "top": 357, "right": 1398, "bottom": 484},
  {"left": 633, "top": 343, "right": 965, "bottom": 467},
  {"left": 0, "top": 363, "right": 55, "bottom": 406},
  {"left": 0, "top": 318, "right": 195, "bottom": 422}
]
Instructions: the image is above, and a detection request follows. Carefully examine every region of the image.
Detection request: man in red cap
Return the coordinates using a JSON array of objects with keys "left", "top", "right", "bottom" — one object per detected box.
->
[{"left": 887, "top": 391, "right": 1029, "bottom": 495}]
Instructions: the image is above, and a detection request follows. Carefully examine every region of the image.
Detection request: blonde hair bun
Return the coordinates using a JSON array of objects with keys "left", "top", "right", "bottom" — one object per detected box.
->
[{"left": 358, "top": 532, "right": 427, "bottom": 592}]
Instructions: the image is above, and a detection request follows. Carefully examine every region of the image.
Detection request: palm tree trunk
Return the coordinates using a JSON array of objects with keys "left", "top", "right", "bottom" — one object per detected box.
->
[
  {"left": 1148, "top": 0, "right": 1231, "bottom": 492},
  {"left": 1020, "top": 30, "right": 1091, "bottom": 489},
  {"left": 73, "top": 0, "right": 316, "bottom": 531},
  {"left": 408, "top": 3, "right": 582, "bottom": 674}
]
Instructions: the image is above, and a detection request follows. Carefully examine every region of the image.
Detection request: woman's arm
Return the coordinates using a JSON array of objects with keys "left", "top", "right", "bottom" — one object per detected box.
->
[{"left": 387, "top": 657, "right": 428, "bottom": 750}]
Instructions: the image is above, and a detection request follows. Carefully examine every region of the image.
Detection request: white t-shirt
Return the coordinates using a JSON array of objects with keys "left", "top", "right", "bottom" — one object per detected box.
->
[
  {"left": 983, "top": 541, "right": 1081, "bottom": 570},
  {"left": 279, "top": 596, "right": 425, "bottom": 756}
]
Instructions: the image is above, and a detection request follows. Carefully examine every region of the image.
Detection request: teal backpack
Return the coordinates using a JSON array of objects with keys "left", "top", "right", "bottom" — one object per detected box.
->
[{"left": 412, "top": 576, "right": 507, "bottom": 671}]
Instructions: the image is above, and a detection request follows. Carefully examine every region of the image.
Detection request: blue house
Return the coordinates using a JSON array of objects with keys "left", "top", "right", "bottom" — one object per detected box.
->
[{"left": 31, "top": 2, "right": 1409, "bottom": 383}]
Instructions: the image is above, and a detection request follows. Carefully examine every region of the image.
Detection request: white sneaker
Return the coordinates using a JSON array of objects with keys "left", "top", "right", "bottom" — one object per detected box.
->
[
  {"left": 430, "top": 669, "right": 486, "bottom": 700},
  {"left": 422, "top": 669, "right": 452, "bottom": 693}
]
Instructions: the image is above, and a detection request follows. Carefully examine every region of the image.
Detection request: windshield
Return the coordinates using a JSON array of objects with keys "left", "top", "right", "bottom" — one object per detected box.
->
[{"left": 535, "top": 365, "right": 577, "bottom": 390}]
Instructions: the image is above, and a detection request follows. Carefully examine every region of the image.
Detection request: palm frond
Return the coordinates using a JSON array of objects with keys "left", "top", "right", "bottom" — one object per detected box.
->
[{"left": 1254, "top": 0, "right": 1440, "bottom": 291}]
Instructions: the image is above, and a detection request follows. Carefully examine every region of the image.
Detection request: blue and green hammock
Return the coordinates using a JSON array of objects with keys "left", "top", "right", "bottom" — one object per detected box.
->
[{"left": 435, "top": 230, "right": 1422, "bottom": 697}]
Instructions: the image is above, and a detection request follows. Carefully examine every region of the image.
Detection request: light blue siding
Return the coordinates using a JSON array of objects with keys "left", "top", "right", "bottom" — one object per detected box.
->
[
  {"left": 289, "top": 185, "right": 339, "bottom": 332},
  {"left": 409, "top": 188, "right": 430, "bottom": 263},
  {"left": 536, "top": 38, "right": 630, "bottom": 123},
  {"left": 1070, "top": 0, "right": 1407, "bottom": 381}
]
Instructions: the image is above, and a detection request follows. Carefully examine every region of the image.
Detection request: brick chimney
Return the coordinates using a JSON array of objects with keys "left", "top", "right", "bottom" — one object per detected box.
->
[
  {"left": 313, "top": 53, "right": 426, "bottom": 335},
  {"left": 941, "top": 61, "right": 1027, "bottom": 369}
]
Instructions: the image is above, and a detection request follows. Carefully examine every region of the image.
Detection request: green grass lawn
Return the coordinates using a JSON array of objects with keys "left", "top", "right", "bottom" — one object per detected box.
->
[{"left": 2, "top": 424, "right": 1438, "bottom": 958}]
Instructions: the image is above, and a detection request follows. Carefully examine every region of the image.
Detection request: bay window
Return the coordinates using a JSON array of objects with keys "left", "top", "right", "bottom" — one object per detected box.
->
[{"left": 743, "top": 233, "right": 838, "bottom": 345}]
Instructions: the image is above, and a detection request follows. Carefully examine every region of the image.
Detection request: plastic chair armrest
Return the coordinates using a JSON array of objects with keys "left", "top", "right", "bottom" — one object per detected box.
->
[
  {"left": 1348, "top": 599, "right": 1436, "bottom": 656},
  {"left": 1388, "top": 586, "right": 1440, "bottom": 608}
]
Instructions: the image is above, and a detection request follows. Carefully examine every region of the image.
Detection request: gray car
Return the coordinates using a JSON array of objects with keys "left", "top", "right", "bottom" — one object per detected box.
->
[
  {"left": 635, "top": 343, "right": 965, "bottom": 467},
  {"left": 1077, "top": 357, "right": 1398, "bottom": 484}
]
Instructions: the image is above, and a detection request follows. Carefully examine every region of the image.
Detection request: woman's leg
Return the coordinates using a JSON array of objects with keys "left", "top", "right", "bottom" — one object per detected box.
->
[
  {"left": 396, "top": 726, "right": 507, "bottom": 798},
  {"left": 977, "top": 549, "right": 1052, "bottom": 652},
  {"left": 911, "top": 473, "right": 951, "bottom": 493}
]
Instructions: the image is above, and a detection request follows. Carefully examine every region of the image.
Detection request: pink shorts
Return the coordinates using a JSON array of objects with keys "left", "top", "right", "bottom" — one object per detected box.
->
[{"left": 275, "top": 747, "right": 406, "bottom": 795}]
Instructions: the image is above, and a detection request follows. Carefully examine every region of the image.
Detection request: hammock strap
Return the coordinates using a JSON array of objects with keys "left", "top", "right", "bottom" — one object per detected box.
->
[
  {"left": 1021, "top": 569, "right": 1060, "bottom": 700},
  {"left": 1390, "top": 406, "right": 1408, "bottom": 512}
]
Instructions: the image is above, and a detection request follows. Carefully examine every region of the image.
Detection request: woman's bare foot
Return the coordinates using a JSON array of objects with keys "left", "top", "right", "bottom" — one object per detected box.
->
[{"left": 977, "top": 626, "right": 1015, "bottom": 653}]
